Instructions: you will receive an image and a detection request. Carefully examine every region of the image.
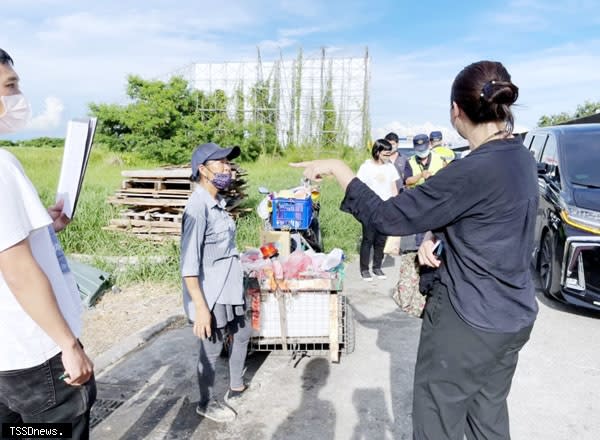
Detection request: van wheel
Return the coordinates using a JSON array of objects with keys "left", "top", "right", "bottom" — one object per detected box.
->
[{"left": 539, "top": 231, "right": 562, "bottom": 298}]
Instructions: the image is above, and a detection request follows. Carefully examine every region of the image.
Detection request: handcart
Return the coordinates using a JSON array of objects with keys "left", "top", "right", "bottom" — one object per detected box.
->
[{"left": 245, "top": 276, "right": 354, "bottom": 363}]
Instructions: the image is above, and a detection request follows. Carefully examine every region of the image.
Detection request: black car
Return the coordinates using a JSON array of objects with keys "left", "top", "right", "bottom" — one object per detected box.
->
[{"left": 524, "top": 124, "right": 600, "bottom": 310}]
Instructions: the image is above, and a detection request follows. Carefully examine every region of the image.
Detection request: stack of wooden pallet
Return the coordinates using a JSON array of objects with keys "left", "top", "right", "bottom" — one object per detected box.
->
[{"left": 105, "top": 165, "right": 249, "bottom": 241}]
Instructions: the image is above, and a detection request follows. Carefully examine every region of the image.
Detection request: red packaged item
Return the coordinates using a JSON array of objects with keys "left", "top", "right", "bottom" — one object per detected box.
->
[{"left": 247, "top": 286, "right": 261, "bottom": 331}]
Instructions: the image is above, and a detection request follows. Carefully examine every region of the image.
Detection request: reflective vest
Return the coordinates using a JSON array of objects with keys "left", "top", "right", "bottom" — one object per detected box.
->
[
  {"left": 408, "top": 151, "right": 445, "bottom": 187},
  {"left": 432, "top": 146, "right": 456, "bottom": 163}
]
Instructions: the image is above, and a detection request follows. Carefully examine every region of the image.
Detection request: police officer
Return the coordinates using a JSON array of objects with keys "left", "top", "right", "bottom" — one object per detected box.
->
[
  {"left": 429, "top": 130, "right": 443, "bottom": 148},
  {"left": 405, "top": 134, "right": 445, "bottom": 246},
  {"left": 405, "top": 134, "right": 445, "bottom": 188},
  {"left": 430, "top": 131, "right": 457, "bottom": 166}
]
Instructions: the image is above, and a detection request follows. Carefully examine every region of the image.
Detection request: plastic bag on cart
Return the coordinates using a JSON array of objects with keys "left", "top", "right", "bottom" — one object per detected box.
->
[
  {"left": 283, "top": 250, "right": 312, "bottom": 279},
  {"left": 257, "top": 196, "right": 270, "bottom": 220},
  {"left": 321, "top": 248, "right": 344, "bottom": 271}
]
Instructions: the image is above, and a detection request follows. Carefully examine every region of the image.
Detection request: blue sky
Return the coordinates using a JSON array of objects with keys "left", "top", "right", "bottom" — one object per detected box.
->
[{"left": 3, "top": 0, "right": 600, "bottom": 143}]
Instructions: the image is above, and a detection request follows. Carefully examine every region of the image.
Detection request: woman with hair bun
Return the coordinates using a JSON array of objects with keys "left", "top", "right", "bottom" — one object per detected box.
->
[{"left": 292, "top": 60, "right": 538, "bottom": 439}]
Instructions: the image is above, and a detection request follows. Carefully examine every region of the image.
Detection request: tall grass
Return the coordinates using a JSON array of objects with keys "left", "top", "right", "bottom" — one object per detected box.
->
[{"left": 8, "top": 145, "right": 370, "bottom": 286}]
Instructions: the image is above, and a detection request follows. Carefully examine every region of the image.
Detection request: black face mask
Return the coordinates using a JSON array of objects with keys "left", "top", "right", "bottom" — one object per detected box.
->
[{"left": 205, "top": 168, "right": 233, "bottom": 190}]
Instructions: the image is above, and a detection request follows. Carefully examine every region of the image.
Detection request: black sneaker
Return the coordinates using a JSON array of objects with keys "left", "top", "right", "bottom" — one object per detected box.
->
[
  {"left": 372, "top": 268, "right": 387, "bottom": 280},
  {"left": 361, "top": 271, "right": 373, "bottom": 281},
  {"left": 196, "top": 400, "right": 236, "bottom": 423}
]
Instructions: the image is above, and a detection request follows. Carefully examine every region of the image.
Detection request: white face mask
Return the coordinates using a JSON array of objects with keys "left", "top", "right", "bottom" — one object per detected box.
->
[
  {"left": 0, "top": 94, "right": 31, "bottom": 133},
  {"left": 416, "top": 149, "right": 431, "bottom": 159}
]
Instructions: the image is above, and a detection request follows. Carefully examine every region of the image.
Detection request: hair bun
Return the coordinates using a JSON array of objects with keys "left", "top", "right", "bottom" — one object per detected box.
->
[{"left": 481, "top": 80, "right": 519, "bottom": 105}]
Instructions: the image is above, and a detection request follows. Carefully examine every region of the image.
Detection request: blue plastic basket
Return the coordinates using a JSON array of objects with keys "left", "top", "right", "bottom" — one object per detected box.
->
[{"left": 271, "top": 197, "right": 313, "bottom": 230}]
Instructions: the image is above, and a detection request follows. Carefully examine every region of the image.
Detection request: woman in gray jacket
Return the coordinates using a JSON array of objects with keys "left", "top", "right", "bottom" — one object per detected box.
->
[{"left": 181, "top": 142, "right": 251, "bottom": 423}]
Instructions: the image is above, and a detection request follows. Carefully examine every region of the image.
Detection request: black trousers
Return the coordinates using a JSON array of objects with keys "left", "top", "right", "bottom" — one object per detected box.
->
[
  {"left": 412, "top": 282, "right": 533, "bottom": 440},
  {"left": 359, "top": 223, "right": 387, "bottom": 272},
  {"left": 0, "top": 351, "right": 96, "bottom": 440}
]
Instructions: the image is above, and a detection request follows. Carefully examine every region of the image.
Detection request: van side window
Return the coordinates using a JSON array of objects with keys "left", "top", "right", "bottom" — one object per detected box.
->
[
  {"left": 529, "top": 134, "right": 548, "bottom": 162},
  {"left": 541, "top": 135, "right": 560, "bottom": 184}
]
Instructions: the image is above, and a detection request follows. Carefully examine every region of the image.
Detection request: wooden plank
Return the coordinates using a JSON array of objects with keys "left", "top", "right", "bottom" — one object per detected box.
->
[
  {"left": 152, "top": 212, "right": 182, "bottom": 222},
  {"left": 117, "top": 189, "right": 191, "bottom": 196},
  {"left": 107, "top": 197, "right": 187, "bottom": 207},
  {"left": 121, "top": 180, "right": 193, "bottom": 193},
  {"left": 225, "top": 198, "right": 245, "bottom": 211},
  {"left": 102, "top": 227, "right": 178, "bottom": 241},
  {"left": 114, "top": 191, "right": 190, "bottom": 200},
  {"left": 104, "top": 225, "right": 180, "bottom": 235},
  {"left": 109, "top": 219, "right": 181, "bottom": 230},
  {"left": 329, "top": 293, "right": 340, "bottom": 363},
  {"left": 119, "top": 207, "right": 163, "bottom": 218},
  {"left": 277, "top": 294, "right": 289, "bottom": 354},
  {"left": 122, "top": 179, "right": 192, "bottom": 187},
  {"left": 121, "top": 169, "right": 191, "bottom": 179}
]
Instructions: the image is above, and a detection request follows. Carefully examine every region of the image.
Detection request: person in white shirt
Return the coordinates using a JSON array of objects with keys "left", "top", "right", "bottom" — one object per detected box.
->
[
  {"left": 0, "top": 48, "right": 95, "bottom": 439},
  {"left": 356, "top": 139, "right": 399, "bottom": 281}
]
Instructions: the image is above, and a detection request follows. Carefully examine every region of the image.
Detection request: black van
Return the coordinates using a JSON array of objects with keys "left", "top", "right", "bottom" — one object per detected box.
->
[{"left": 524, "top": 124, "right": 600, "bottom": 311}]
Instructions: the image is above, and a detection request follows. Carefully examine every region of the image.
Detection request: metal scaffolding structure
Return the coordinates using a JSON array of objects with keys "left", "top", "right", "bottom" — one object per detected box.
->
[{"left": 163, "top": 47, "right": 371, "bottom": 149}]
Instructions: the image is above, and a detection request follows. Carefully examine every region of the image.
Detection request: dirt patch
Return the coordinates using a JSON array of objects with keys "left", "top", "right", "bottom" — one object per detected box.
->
[{"left": 80, "top": 282, "right": 183, "bottom": 360}]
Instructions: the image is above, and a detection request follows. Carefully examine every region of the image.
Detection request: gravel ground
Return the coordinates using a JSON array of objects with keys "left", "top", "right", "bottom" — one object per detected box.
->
[{"left": 80, "top": 282, "right": 182, "bottom": 359}]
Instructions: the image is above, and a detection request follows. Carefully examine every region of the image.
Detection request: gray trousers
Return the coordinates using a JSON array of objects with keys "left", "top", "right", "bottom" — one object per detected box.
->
[
  {"left": 197, "top": 311, "right": 251, "bottom": 407},
  {"left": 412, "top": 282, "right": 533, "bottom": 440}
]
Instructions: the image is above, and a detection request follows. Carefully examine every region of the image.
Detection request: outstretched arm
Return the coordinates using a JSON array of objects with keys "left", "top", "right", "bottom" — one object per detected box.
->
[
  {"left": 292, "top": 158, "right": 468, "bottom": 243},
  {"left": 290, "top": 159, "right": 356, "bottom": 191}
]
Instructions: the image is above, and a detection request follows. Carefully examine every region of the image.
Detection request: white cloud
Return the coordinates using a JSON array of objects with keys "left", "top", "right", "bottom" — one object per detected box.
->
[{"left": 27, "top": 96, "right": 64, "bottom": 131}]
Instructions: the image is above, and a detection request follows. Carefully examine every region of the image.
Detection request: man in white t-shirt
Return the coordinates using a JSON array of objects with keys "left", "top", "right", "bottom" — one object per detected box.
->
[{"left": 0, "top": 48, "right": 95, "bottom": 438}]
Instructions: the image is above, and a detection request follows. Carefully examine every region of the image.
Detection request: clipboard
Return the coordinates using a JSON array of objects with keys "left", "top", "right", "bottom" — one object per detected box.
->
[{"left": 56, "top": 117, "right": 98, "bottom": 219}]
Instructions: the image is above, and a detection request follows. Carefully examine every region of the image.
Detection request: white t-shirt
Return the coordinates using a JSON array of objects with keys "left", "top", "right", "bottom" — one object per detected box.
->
[
  {"left": 0, "top": 149, "right": 82, "bottom": 370},
  {"left": 356, "top": 160, "right": 400, "bottom": 201}
]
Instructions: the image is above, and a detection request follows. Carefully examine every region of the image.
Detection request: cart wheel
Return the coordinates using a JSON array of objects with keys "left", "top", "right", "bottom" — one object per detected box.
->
[{"left": 340, "top": 296, "right": 355, "bottom": 355}]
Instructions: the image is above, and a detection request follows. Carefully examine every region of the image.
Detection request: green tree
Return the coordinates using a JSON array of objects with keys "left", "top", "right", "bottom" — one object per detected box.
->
[
  {"left": 574, "top": 100, "right": 600, "bottom": 118},
  {"left": 89, "top": 75, "right": 279, "bottom": 163},
  {"left": 538, "top": 100, "right": 600, "bottom": 127},
  {"left": 0, "top": 137, "right": 64, "bottom": 148}
]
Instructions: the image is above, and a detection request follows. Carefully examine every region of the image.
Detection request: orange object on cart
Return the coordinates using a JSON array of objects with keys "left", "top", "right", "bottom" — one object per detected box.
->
[{"left": 247, "top": 286, "right": 261, "bottom": 331}]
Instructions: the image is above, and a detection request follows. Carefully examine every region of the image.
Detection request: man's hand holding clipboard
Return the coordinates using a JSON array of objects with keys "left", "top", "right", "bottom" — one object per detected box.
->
[{"left": 55, "top": 117, "right": 97, "bottom": 220}]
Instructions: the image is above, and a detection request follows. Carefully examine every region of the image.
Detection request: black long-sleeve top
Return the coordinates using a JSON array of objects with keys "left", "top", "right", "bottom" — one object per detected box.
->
[{"left": 341, "top": 138, "right": 539, "bottom": 332}]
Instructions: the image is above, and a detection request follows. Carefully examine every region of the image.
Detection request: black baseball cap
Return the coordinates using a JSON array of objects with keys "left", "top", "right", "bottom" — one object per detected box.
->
[
  {"left": 429, "top": 131, "right": 443, "bottom": 142},
  {"left": 191, "top": 142, "right": 240, "bottom": 179}
]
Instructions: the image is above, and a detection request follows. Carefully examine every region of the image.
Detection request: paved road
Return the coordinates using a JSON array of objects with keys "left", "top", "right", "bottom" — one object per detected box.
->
[{"left": 92, "top": 255, "right": 600, "bottom": 439}]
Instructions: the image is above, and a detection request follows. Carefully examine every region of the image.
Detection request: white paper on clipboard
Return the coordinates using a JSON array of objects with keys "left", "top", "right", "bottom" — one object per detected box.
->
[{"left": 56, "top": 117, "right": 97, "bottom": 219}]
